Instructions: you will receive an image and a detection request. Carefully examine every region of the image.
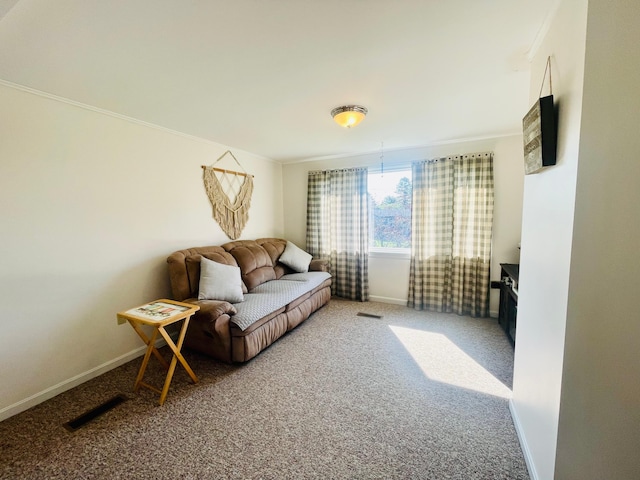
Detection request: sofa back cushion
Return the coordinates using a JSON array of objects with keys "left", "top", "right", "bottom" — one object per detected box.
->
[
  {"left": 222, "top": 240, "right": 276, "bottom": 291},
  {"left": 256, "top": 238, "right": 291, "bottom": 279},
  {"left": 167, "top": 246, "right": 245, "bottom": 300}
]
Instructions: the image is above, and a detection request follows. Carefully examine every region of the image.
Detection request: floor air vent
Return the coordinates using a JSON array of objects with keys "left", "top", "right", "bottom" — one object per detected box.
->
[
  {"left": 63, "top": 394, "right": 128, "bottom": 432},
  {"left": 357, "top": 312, "right": 384, "bottom": 319}
]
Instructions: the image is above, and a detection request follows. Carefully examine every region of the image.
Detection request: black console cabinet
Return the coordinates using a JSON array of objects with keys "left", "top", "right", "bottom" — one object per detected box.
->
[{"left": 499, "top": 263, "right": 519, "bottom": 346}]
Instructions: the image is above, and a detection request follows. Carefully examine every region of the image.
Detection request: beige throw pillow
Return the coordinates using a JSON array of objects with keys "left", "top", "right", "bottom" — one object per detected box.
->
[
  {"left": 279, "top": 241, "right": 312, "bottom": 273},
  {"left": 198, "top": 257, "right": 244, "bottom": 303}
]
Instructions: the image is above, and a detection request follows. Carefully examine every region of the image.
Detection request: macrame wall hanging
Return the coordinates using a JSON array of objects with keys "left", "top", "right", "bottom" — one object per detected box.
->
[{"left": 201, "top": 150, "right": 254, "bottom": 240}]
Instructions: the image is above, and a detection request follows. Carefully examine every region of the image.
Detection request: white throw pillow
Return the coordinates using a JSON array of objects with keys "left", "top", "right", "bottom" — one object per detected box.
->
[
  {"left": 279, "top": 241, "right": 312, "bottom": 273},
  {"left": 198, "top": 257, "right": 244, "bottom": 303}
]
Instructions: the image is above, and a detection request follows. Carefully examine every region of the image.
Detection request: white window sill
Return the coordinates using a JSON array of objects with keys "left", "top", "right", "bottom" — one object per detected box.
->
[{"left": 368, "top": 249, "right": 411, "bottom": 260}]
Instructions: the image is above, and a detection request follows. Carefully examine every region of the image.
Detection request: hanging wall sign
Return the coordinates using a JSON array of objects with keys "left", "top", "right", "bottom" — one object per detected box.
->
[
  {"left": 201, "top": 150, "right": 254, "bottom": 240},
  {"left": 523, "top": 95, "right": 557, "bottom": 174},
  {"left": 523, "top": 56, "right": 558, "bottom": 175}
]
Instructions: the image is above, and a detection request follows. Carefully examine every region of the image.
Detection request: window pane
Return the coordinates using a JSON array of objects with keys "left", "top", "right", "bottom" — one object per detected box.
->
[{"left": 368, "top": 170, "right": 412, "bottom": 249}]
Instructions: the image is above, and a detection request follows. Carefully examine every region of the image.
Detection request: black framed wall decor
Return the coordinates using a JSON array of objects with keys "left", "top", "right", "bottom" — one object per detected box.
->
[{"left": 522, "top": 94, "right": 557, "bottom": 175}]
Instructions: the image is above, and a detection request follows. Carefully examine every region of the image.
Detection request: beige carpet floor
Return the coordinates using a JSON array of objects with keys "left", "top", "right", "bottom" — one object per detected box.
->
[{"left": 0, "top": 298, "right": 528, "bottom": 479}]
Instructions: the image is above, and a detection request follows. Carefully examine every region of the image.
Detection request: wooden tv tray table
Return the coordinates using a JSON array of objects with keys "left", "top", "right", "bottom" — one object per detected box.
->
[{"left": 117, "top": 299, "right": 200, "bottom": 405}]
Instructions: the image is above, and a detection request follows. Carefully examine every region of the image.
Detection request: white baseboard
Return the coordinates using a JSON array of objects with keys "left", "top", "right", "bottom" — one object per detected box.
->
[
  {"left": 509, "top": 399, "right": 539, "bottom": 480},
  {"left": 369, "top": 296, "right": 499, "bottom": 317},
  {"left": 369, "top": 295, "right": 407, "bottom": 306},
  {"left": 0, "top": 336, "right": 169, "bottom": 422}
]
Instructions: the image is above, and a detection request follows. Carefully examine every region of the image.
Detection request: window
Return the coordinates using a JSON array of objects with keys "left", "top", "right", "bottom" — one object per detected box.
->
[{"left": 368, "top": 169, "right": 412, "bottom": 253}]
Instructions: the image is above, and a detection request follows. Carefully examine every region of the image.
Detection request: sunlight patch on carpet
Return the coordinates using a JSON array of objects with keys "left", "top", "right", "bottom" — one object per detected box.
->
[{"left": 389, "top": 326, "right": 512, "bottom": 399}]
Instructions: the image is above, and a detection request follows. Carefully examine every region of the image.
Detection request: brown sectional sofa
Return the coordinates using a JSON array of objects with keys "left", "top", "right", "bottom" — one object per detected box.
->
[{"left": 167, "top": 238, "right": 331, "bottom": 363}]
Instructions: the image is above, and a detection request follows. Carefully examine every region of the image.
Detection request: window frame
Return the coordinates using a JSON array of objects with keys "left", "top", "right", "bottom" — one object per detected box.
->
[{"left": 367, "top": 166, "right": 412, "bottom": 256}]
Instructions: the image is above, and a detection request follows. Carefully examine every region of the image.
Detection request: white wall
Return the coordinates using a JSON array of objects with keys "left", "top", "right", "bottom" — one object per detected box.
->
[
  {"left": 554, "top": 0, "right": 640, "bottom": 478},
  {"left": 282, "top": 135, "right": 525, "bottom": 314},
  {"left": 0, "top": 82, "right": 283, "bottom": 420},
  {"left": 510, "top": 0, "right": 588, "bottom": 478}
]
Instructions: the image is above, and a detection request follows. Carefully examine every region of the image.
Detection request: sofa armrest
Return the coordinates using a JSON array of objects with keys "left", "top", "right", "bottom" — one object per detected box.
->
[
  {"left": 184, "top": 298, "right": 238, "bottom": 318},
  {"left": 309, "top": 258, "right": 329, "bottom": 272}
]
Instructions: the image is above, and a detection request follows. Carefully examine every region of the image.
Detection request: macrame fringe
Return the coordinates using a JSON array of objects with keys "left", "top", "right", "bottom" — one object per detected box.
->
[{"left": 203, "top": 167, "right": 254, "bottom": 240}]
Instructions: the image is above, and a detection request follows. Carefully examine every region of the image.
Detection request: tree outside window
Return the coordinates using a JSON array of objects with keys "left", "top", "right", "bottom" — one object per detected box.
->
[{"left": 368, "top": 171, "right": 412, "bottom": 250}]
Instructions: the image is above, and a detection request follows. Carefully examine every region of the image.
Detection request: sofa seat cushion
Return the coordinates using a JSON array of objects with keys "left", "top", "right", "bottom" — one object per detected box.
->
[
  {"left": 230, "top": 271, "right": 331, "bottom": 331},
  {"left": 230, "top": 306, "right": 287, "bottom": 336},
  {"left": 285, "top": 291, "right": 311, "bottom": 312},
  {"left": 279, "top": 272, "right": 329, "bottom": 283}
]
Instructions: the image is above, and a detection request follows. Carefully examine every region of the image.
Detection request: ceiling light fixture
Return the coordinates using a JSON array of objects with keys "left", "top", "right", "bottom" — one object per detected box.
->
[{"left": 331, "top": 105, "right": 368, "bottom": 128}]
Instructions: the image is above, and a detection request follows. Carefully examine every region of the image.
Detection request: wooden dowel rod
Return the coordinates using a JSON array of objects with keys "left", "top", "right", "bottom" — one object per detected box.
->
[{"left": 200, "top": 166, "right": 253, "bottom": 177}]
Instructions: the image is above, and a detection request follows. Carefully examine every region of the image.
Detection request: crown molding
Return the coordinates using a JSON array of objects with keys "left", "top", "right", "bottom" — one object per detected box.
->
[
  {"left": 0, "top": 78, "right": 276, "bottom": 164},
  {"left": 527, "top": 0, "right": 562, "bottom": 61}
]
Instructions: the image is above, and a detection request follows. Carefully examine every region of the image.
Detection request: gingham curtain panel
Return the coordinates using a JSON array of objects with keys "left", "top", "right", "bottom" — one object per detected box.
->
[
  {"left": 408, "top": 152, "right": 494, "bottom": 317},
  {"left": 306, "top": 167, "right": 369, "bottom": 301}
]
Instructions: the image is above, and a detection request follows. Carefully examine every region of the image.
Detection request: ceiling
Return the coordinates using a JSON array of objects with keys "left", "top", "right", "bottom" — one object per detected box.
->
[{"left": 0, "top": 0, "right": 557, "bottom": 163}]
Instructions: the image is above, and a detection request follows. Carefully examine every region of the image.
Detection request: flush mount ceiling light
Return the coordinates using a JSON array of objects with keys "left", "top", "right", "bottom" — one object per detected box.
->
[{"left": 331, "top": 105, "right": 368, "bottom": 128}]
